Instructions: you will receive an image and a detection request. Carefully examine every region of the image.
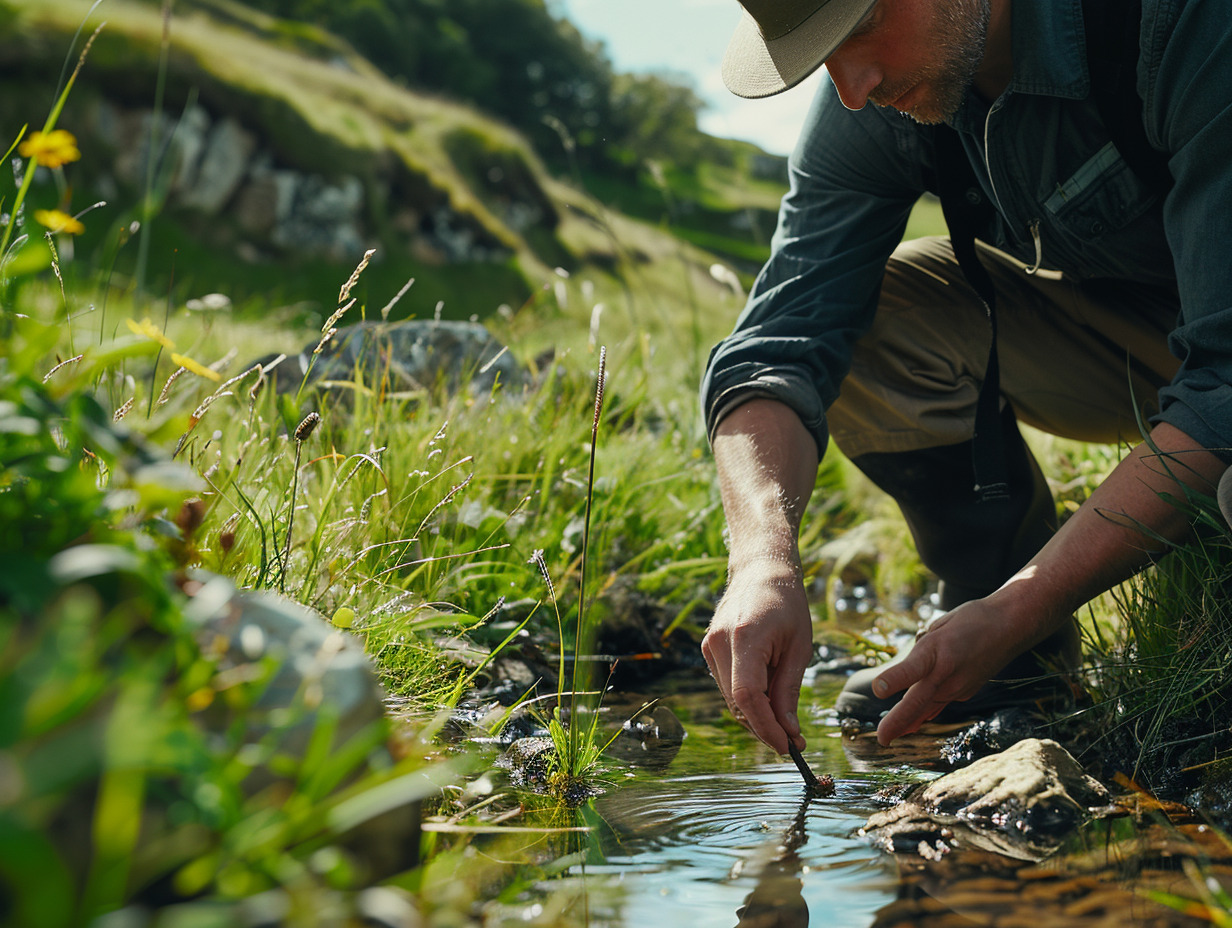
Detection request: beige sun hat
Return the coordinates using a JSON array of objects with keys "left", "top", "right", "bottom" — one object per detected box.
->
[{"left": 722, "top": 0, "right": 879, "bottom": 99}]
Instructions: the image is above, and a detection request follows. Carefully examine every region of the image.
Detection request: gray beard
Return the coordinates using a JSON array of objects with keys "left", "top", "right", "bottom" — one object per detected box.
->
[{"left": 877, "top": 0, "right": 992, "bottom": 125}]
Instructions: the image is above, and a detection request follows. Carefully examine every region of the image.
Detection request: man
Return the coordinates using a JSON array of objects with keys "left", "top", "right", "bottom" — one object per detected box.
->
[{"left": 700, "top": 0, "right": 1232, "bottom": 752}]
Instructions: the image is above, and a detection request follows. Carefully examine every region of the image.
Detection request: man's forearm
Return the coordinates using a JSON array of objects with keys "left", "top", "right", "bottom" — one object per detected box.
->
[
  {"left": 711, "top": 399, "right": 820, "bottom": 573},
  {"left": 992, "top": 421, "right": 1228, "bottom": 637},
  {"left": 873, "top": 421, "right": 1229, "bottom": 745},
  {"left": 703, "top": 398, "right": 823, "bottom": 753}
]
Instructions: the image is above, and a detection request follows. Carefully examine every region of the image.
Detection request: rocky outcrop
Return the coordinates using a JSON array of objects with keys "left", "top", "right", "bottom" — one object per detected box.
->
[{"left": 84, "top": 98, "right": 519, "bottom": 265}]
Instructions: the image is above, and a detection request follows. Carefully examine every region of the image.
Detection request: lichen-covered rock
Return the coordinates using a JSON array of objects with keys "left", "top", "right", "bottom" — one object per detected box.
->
[{"left": 862, "top": 738, "right": 1111, "bottom": 862}]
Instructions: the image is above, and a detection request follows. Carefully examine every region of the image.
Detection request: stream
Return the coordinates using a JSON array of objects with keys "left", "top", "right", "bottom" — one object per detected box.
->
[{"left": 468, "top": 672, "right": 1232, "bottom": 928}]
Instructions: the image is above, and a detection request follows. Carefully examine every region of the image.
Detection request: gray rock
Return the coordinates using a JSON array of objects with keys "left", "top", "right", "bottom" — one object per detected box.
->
[
  {"left": 257, "top": 319, "right": 528, "bottom": 398},
  {"left": 272, "top": 174, "right": 366, "bottom": 259},
  {"left": 185, "top": 573, "right": 420, "bottom": 880},
  {"left": 1219, "top": 466, "right": 1232, "bottom": 528},
  {"left": 186, "top": 574, "right": 386, "bottom": 761},
  {"left": 861, "top": 738, "right": 1110, "bottom": 862},
  {"left": 167, "top": 104, "right": 212, "bottom": 195},
  {"left": 181, "top": 117, "right": 257, "bottom": 214}
]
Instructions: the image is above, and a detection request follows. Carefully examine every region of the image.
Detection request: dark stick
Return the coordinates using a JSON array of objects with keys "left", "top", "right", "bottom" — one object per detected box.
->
[{"left": 788, "top": 742, "right": 835, "bottom": 797}]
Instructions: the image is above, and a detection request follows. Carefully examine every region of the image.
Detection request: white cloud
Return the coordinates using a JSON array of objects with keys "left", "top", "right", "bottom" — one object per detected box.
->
[{"left": 700, "top": 72, "right": 824, "bottom": 157}]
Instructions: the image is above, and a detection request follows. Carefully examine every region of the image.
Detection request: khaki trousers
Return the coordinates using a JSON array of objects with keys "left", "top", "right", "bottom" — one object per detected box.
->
[{"left": 827, "top": 236, "right": 1181, "bottom": 459}]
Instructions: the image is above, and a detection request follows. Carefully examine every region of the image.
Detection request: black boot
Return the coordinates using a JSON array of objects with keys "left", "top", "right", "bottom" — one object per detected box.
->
[{"left": 834, "top": 409, "right": 1081, "bottom": 723}]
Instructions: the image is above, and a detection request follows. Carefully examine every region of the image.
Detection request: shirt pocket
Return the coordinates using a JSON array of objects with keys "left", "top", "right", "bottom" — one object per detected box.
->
[{"left": 1044, "top": 141, "right": 1159, "bottom": 240}]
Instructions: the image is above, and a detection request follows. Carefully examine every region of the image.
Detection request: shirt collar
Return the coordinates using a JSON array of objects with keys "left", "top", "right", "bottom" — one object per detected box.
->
[
  {"left": 1007, "top": 0, "right": 1089, "bottom": 99},
  {"left": 949, "top": 0, "right": 1090, "bottom": 132}
]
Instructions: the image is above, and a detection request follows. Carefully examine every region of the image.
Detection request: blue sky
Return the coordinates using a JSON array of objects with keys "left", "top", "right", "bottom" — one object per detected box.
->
[{"left": 550, "top": 0, "right": 823, "bottom": 157}]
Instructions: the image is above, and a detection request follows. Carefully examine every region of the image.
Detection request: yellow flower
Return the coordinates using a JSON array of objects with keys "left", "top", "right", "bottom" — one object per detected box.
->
[
  {"left": 125, "top": 317, "right": 176, "bottom": 350},
  {"left": 18, "top": 129, "right": 81, "bottom": 169},
  {"left": 171, "top": 352, "right": 223, "bottom": 382},
  {"left": 33, "top": 209, "right": 84, "bottom": 235}
]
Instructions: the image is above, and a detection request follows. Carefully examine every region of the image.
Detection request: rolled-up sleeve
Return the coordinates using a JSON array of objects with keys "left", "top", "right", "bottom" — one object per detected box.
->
[
  {"left": 700, "top": 78, "right": 927, "bottom": 455},
  {"left": 1146, "top": 1, "right": 1232, "bottom": 460}
]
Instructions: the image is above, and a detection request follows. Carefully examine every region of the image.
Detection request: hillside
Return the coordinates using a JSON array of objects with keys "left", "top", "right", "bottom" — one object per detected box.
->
[{"left": 0, "top": 0, "right": 789, "bottom": 339}]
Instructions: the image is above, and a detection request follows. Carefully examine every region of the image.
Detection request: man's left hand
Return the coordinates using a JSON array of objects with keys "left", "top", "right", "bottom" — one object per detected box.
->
[{"left": 870, "top": 596, "right": 1041, "bottom": 745}]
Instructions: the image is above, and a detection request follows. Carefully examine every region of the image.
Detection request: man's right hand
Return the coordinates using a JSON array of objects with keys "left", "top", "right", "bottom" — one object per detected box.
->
[
  {"left": 705, "top": 398, "right": 821, "bottom": 756},
  {"left": 702, "top": 560, "right": 815, "bottom": 755}
]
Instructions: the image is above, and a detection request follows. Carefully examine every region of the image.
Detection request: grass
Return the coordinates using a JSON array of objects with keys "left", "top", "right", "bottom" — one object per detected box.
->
[{"left": 1080, "top": 473, "right": 1232, "bottom": 797}]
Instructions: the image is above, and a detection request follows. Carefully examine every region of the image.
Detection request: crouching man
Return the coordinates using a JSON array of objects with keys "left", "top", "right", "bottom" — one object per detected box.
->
[{"left": 700, "top": 0, "right": 1231, "bottom": 750}]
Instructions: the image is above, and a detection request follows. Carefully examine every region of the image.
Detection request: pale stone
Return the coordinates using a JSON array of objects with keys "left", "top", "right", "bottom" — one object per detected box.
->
[{"left": 863, "top": 738, "right": 1110, "bottom": 861}]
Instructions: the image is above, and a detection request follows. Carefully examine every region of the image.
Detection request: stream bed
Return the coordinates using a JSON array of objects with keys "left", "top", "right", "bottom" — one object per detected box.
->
[{"left": 461, "top": 673, "right": 1232, "bottom": 928}]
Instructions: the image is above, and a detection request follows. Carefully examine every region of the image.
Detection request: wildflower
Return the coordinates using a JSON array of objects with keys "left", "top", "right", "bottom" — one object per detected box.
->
[
  {"left": 171, "top": 352, "right": 223, "bottom": 382},
  {"left": 19, "top": 129, "right": 81, "bottom": 169},
  {"left": 185, "top": 292, "right": 232, "bottom": 312},
  {"left": 34, "top": 209, "right": 84, "bottom": 235},
  {"left": 125, "top": 317, "right": 176, "bottom": 350}
]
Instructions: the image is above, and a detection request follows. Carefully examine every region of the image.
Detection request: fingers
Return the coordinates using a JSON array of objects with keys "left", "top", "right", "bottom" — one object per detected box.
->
[
  {"left": 875, "top": 679, "right": 941, "bottom": 745},
  {"left": 704, "top": 628, "right": 799, "bottom": 754},
  {"left": 871, "top": 638, "right": 933, "bottom": 701},
  {"left": 769, "top": 649, "right": 811, "bottom": 751},
  {"left": 872, "top": 638, "right": 947, "bottom": 745},
  {"left": 701, "top": 629, "right": 732, "bottom": 704},
  {"left": 702, "top": 569, "right": 811, "bottom": 755},
  {"left": 730, "top": 652, "right": 789, "bottom": 754}
]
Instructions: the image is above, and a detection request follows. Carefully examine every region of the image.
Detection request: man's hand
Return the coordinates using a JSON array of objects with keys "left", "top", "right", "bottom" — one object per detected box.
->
[
  {"left": 703, "top": 561, "right": 815, "bottom": 755},
  {"left": 707, "top": 399, "right": 821, "bottom": 755},
  {"left": 871, "top": 422, "right": 1228, "bottom": 746},
  {"left": 871, "top": 597, "right": 1043, "bottom": 745}
]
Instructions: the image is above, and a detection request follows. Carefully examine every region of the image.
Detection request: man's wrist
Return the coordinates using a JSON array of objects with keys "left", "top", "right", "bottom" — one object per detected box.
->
[{"left": 725, "top": 552, "right": 804, "bottom": 587}]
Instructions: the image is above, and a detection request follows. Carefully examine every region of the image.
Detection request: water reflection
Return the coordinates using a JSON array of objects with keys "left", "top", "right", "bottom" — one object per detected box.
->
[
  {"left": 592, "top": 757, "right": 898, "bottom": 928},
  {"left": 734, "top": 796, "right": 810, "bottom": 928}
]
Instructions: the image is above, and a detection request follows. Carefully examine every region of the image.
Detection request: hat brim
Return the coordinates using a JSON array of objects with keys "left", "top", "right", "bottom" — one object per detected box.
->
[{"left": 722, "top": 0, "right": 879, "bottom": 99}]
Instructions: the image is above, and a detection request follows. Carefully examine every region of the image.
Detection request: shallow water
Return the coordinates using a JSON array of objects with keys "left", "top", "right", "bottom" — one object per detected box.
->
[
  {"left": 591, "top": 764, "right": 898, "bottom": 928},
  {"left": 478, "top": 675, "right": 1230, "bottom": 928},
  {"left": 480, "top": 679, "right": 917, "bottom": 926}
]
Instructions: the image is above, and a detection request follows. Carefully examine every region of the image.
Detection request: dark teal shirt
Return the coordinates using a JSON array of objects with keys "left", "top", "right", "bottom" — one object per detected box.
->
[{"left": 701, "top": 0, "right": 1232, "bottom": 460}]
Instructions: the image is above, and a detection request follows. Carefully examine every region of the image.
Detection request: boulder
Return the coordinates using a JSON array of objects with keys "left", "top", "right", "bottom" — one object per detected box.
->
[
  {"left": 861, "top": 738, "right": 1111, "bottom": 862},
  {"left": 1219, "top": 466, "right": 1232, "bottom": 528},
  {"left": 257, "top": 319, "right": 528, "bottom": 399},
  {"left": 183, "top": 572, "right": 420, "bottom": 879}
]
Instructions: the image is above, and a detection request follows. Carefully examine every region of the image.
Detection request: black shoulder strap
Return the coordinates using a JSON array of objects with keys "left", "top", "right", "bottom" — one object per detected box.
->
[
  {"left": 1082, "top": 0, "right": 1173, "bottom": 195},
  {"left": 935, "top": 128, "right": 1008, "bottom": 503},
  {"left": 936, "top": 0, "right": 1169, "bottom": 504}
]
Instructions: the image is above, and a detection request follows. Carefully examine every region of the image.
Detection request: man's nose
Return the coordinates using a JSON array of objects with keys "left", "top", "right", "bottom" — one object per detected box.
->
[{"left": 826, "top": 52, "right": 882, "bottom": 111}]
